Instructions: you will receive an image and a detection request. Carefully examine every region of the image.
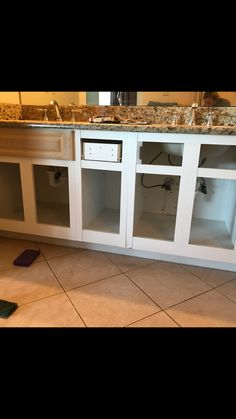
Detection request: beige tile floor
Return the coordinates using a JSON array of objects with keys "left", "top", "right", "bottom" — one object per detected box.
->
[{"left": 1, "top": 237, "right": 236, "bottom": 327}]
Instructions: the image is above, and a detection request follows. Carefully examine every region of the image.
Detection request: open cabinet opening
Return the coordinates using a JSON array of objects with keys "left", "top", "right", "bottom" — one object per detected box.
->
[
  {"left": 133, "top": 173, "right": 181, "bottom": 241},
  {"left": 189, "top": 177, "right": 236, "bottom": 249},
  {"left": 0, "top": 162, "right": 24, "bottom": 221},
  {"left": 82, "top": 169, "right": 121, "bottom": 234},
  {"left": 33, "top": 165, "right": 70, "bottom": 227}
]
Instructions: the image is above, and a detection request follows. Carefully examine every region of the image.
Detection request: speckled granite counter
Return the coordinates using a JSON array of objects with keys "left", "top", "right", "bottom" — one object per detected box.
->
[{"left": 0, "top": 119, "right": 236, "bottom": 135}]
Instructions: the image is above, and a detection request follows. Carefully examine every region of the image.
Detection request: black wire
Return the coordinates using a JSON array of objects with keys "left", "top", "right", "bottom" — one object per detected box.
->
[
  {"left": 141, "top": 151, "right": 164, "bottom": 189},
  {"left": 199, "top": 158, "right": 207, "bottom": 192},
  {"left": 141, "top": 177, "right": 163, "bottom": 188},
  {"left": 168, "top": 154, "right": 175, "bottom": 166}
]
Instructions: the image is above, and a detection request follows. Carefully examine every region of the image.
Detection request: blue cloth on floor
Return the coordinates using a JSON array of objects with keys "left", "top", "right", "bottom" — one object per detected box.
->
[{"left": 0, "top": 300, "right": 18, "bottom": 318}]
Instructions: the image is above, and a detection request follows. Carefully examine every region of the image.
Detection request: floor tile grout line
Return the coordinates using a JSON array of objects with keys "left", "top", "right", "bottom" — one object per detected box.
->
[
  {"left": 3, "top": 239, "right": 236, "bottom": 326},
  {"left": 123, "top": 272, "right": 162, "bottom": 310},
  {"left": 43, "top": 251, "right": 164, "bottom": 327},
  {"left": 125, "top": 270, "right": 220, "bottom": 312},
  {"left": 33, "top": 247, "right": 236, "bottom": 295},
  {"left": 33, "top": 246, "right": 236, "bottom": 319},
  {"left": 63, "top": 291, "right": 87, "bottom": 327},
  {"left": 163, "top": 287, "right": 221, "bottom": 311},
  {"left": 124, "top": 311, "right": 163, "bottom": 327},
  {"left": 44, "top": 249, "right": 136, "bottom": 291},
  {"left": 180, "top": 267, "right": 219, "bottom": 289},
  {"left": 124, "top": 309, "right": 180, "bottom": 327},
  {"left": 102, "top": 252, "right": 157, "bottom": 273},
  {"left": 13, "top": 290, "right": 65, "bottom": 308},
  {"left": 181, "top": 265, "right": 236, "bottom": 289},
  {"left": 36, "top": 246, "right": 86, "bottom": 262},
  {"left": 213, "top": 286, "right": 236, "bottom": 306},
  {"left": 43, "top": 257, "right": 88, "bottom": 326},
  {"left": 163, "top": 310, "right": 182, "bottom": 327},
  {"left": 190, "top": 273, "right": 236, "bottom": 293},
  {"left": 52, "top": 271, "right": 130, "bottom": 293},
  {"left": 99, "top": 252, "right": 124, "bottom": 274},
  {"left": 44, "top": 248, "right": 130, "bottom": 291}
]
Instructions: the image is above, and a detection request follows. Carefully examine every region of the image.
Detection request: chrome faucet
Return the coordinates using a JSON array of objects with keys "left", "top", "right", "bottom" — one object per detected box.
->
[
  {"left": 50, "top": 100, "right": 62, "bottom": 121},
  {"left": 206, "top": 110, "right": 214, "bottom": 127},
  {"left": 188, "top": 102, "right": 198, "bottom": 126}
]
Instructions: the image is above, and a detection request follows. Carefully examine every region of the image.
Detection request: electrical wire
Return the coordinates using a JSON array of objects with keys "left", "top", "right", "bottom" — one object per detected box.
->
[
  {"left": 141, "top": 151, "right": 164, "bottom": 189},
  {"left": 168, "top": 154, "right": 176, "bottom": 166},
  {"left": 198, "top": 158, "right": 207, "bottom": 193}
]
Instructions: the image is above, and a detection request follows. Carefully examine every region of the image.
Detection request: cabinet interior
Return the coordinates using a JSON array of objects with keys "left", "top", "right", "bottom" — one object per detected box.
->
[
  {"left": 0, "top": 162, "right": 24, "bottom": 221},
  {"left": 33, "top": 165, "right": 70, "bottom": 227},
  {"left": 82, "top": 169, "right": 121, "bottom": 234}
]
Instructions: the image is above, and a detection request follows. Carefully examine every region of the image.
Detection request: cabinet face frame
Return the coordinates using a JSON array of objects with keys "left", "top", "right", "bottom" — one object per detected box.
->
[
  {"left": 130, "top": 133, "right": 236, "bottom": 264},
  {"left": 1, "top": 129, "right": 236, "bottom": 267},
  {"left": 0, "top": 155, "right": 79, "bottom": 240},
  {"left": 77, "top": 130, "right": 137, "bottom": 247}
]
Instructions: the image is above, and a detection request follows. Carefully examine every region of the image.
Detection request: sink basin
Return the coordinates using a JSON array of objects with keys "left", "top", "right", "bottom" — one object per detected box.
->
[{"left": 162, "top": 143, "right": 229, "bottom": 159}]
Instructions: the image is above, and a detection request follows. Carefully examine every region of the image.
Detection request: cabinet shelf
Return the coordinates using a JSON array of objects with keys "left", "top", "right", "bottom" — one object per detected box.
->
[
  {"left": 134, "top": 213, "right": 176, "bottom": 241},
  {"left": 190, "top": 217, "right": 234, "bottom": 249},
  {"left": 83, "top": 208, "right": 120, "bottom": 233},
  {"left": 35, "top": 201, "right": 70, "bottom": 227}
]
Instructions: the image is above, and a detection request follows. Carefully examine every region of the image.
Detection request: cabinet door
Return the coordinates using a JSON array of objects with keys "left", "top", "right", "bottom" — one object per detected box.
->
[{"left": 0, "top": 161, "right": 25, "bottom": 232}]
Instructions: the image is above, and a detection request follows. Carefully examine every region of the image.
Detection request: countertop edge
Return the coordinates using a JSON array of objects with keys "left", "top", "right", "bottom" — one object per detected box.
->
[{"left": 0, "top": 119, "right": 236, "bottom": 135}]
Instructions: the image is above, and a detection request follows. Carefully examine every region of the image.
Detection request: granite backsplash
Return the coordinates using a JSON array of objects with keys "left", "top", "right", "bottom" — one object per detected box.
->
[{"left": 0, "top": 103, "right": 236, "bottom": 126}]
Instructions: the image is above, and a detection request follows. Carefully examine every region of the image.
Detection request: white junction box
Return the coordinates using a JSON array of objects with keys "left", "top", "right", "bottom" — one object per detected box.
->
[{"left": 83, "top": 142, "right": 121, "bottom": 162}]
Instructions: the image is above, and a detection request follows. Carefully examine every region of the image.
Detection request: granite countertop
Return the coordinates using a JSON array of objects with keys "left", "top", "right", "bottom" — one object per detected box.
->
[{"left": 0, "top": 119, "right": 236, "bottom": 135}]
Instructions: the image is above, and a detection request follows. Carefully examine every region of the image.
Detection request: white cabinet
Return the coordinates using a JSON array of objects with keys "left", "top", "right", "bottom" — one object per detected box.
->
[
  {"left": 0, "top": 128, "right": 78, "bottom": 240},
  {"left": 0, "top": 156, "right": 78, "bottom": 240},
  {"left": 1, "top": 126, "right": 236, "bottom": 271},
  {"left": 77, "top": 130, "right": 136, "bottom": 247},
  {"left": 128, "top": 132, "right": 236, "bottom": 267}
]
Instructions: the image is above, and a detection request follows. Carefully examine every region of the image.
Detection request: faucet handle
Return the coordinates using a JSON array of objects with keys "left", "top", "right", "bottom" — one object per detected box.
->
[
  {"left": 206, "top": 111, "right": 214, "bottom": 127},
  {"left": 70, "top": 109, "right": 80, "bottom": 122},
  {"left": 37, "top": 108, "right": 48, "bottom": 121},
  {"left": 171, "top": 113, "right": 179, "bottom": 126}
]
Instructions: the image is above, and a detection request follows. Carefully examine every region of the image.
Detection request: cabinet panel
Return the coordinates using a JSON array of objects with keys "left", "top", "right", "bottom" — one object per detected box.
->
[
  {"left": 133, "top": 173, "right": 180, "bottom": 242},
  {"left": 79, "top": 130, "right": 137, "bottom": 247},
  {"left": 32, "top": 164, "right": 70, "bottom": 227},
  {"left": 82, "top": 169, "right": 121, "bottom": 234},
  {"left": 0, "top": 162, "right": 24, "bottom": 221},
  {"left": 189, "top": 177, "right": 236, "bottom": 250},
  {"left": 0, "top": 128, "right": 75, "bottom": 160},
  {"left": 138, "top": 141, "right": 184, "bottom": 167},
  {"left": 197, "top": 144, "right": 236, "bottom": 169}
]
